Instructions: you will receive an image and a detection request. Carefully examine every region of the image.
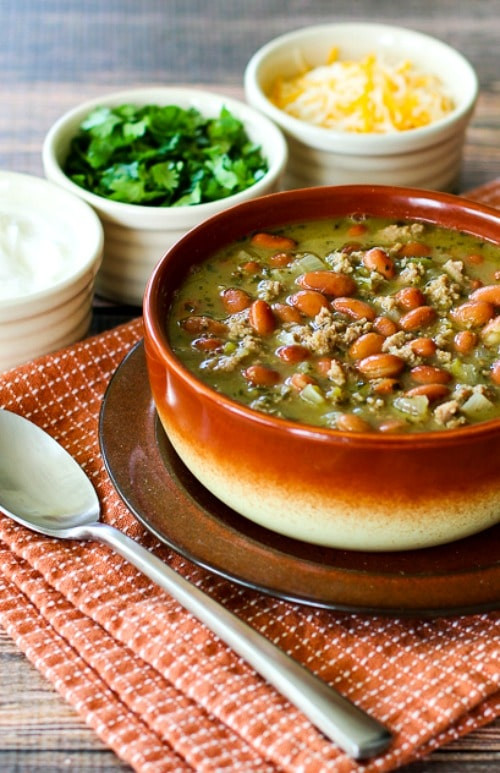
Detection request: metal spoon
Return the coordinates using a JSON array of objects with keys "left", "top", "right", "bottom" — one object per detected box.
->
[{"left": 0, "top": 408, "right": 391, "bottom": 759}]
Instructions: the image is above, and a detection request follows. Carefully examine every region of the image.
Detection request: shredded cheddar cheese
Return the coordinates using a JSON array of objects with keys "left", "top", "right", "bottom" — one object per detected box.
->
[{"left": 269, "top": 49, "right": 454, "bottom": 133}]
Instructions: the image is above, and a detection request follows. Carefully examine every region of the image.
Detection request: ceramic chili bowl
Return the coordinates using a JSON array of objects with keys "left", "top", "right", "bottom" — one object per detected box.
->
[{"left": 143, "top": 185, "right": 500, "bottom": 552}]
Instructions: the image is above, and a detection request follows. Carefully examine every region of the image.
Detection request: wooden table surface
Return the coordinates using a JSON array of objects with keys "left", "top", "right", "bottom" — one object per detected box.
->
[{"left": 0, "top": 1, "right": 498, "bottom": 770}]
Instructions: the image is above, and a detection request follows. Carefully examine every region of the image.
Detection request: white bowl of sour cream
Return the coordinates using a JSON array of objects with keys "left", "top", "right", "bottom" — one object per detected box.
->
[{"left": 0, "top": 171, "right": 103, "bottom": 372}]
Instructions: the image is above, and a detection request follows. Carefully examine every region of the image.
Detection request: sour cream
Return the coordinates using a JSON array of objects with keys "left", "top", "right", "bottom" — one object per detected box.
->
[{"left": 0, "top": 208, "right": 72, "bottom": 300}]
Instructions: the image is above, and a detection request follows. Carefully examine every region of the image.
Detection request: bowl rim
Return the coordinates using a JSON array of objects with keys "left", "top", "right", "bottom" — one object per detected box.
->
[
  {"left": 143, "top": 183, "right": 500, "bottom": 447},
  {"left": 41, "top": 86, "right": 289, "bottom": 220},
  {"left": 244, "top": 22, "right": 479, "bottom": 154},
  {"left": 0, "top": 170, "right": 104, "bottom": 311}
]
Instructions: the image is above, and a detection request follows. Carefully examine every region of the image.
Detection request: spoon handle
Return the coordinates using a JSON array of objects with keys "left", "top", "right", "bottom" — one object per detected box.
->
[{"left": 86, "top": 521, "right": 391, "bottom": 759}]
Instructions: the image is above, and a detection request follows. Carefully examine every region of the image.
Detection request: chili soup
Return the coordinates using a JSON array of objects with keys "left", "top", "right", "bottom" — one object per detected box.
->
[{"left": 168, "top": 216, "right": 500, "bottom": 433}]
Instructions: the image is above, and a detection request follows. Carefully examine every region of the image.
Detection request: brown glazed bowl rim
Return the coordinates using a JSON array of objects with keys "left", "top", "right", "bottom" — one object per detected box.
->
[{"left": 143, "top": 184, "right": 500, "bottom": 449}]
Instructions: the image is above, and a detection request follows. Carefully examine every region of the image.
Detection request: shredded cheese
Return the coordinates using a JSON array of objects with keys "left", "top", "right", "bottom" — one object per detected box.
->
[{"left": 269, "top": 49, "right": 455, "bottom": 133}]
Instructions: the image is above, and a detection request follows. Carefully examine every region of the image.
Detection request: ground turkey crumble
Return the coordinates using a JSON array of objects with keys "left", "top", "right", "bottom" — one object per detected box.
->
[
  {"left": 376, "top": 222, "right": 426, "bottom": 243},
  {"left": 325, "top": 250, "right": 356, "bottom": 274},
  {"left": 257, "top": 279, "right": 282, "bottom": 301},
  {"left": 434, "top": 385, "right": 493, "bottom": 429},
  {"left": 294, "top": 307, "right": 373, "bottom": 356},
  {"left": 399, "top": 260, "right": 427, "bottom": 286},
  {"left": 425, "top": 273, "right": 462, "bottom": 310},
  {"left": 382, "top": 331, "right": 421, "bottom": 367}
]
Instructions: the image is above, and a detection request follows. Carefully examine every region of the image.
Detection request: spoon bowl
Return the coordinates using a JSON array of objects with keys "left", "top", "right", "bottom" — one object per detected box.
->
[
  {"left": 0, "top": 408, "right": 391, "bottom": 759},
  {"left": 0, "top": 408, "right": 98, "bottom": 531}
]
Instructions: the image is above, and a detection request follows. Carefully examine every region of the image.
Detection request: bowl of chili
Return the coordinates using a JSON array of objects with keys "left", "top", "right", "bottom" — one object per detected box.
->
[{"left": 143, "top": 185, "right": 499, "bottom": 552}]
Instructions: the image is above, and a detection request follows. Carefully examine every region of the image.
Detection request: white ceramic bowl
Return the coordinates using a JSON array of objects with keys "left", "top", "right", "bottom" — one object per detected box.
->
[
  {"left": 0, "top": 171, "right": 103, "bottom": 372},
  {"left": 42, "top": 87, "right": 288, "bottom": 306},
  {"left": 244, "top": 23, "right": 478, "bottom": 192}
]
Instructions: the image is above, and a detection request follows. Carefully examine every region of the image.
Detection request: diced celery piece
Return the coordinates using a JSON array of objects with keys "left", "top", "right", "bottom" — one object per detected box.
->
[
  {"left": 299, "top": 384, "right": 326, "bottom": 405},
  {"left": 269, "top": 268, "right": 293, "bottom": 283},
  {"left": 449, "top": 358, "right": 476, "bottom": 384},
  {"left": 275, "top": 329, "right": 298, "bottom": 345},
  {"left": 326, "top": 386, "right": 343, "bottom": 403},
  {"left": 354, "top": 275, "right": 374, "bottom": 289},
  {"left": 271, "top": 252, "right": 325, "bottom": 283},
  {"left": 236, "top": 249, "right": 253, "bottom": 263},
  {"left": 393, "top": 395, "right": 429, "bottom": 421},
  {"left": 461, "top": 392, "right": 494, "bottom": 418},
  {"left": 293, "top": 253, "right": 325, "bottom": 273}
]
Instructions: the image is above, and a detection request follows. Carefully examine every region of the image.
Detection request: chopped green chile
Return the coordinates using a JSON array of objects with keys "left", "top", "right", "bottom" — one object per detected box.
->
[{"left": 168, "top": 217, "right": 500, "bottom": 433}]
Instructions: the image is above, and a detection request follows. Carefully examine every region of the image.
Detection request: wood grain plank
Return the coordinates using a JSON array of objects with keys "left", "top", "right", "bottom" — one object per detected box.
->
[
  {"left": 1, "top": 627, "right": 499, "bottom": 771},
  {"left": 0, "top": 629, "right": 131, "bottom": 771}
]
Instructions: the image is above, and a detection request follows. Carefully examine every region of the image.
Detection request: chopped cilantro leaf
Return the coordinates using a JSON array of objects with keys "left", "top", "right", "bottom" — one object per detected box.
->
[{"left": 64, "top": 103, "right": 268, "bottom": 207}]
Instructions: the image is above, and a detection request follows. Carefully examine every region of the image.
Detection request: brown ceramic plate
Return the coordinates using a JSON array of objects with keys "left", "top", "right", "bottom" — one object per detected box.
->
[{"left": 99, "top": 341, "right": 500, "bottom": 616}]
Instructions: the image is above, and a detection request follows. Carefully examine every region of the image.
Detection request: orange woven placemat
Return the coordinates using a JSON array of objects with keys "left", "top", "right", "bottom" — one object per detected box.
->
[{"left": 0, "top": 182, "right": 499, "bottom": 772}]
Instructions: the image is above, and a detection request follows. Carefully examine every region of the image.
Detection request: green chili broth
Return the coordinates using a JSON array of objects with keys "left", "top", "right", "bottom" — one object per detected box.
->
[{"left": 168, "top": 216, "right": 500, "bottom": 433}]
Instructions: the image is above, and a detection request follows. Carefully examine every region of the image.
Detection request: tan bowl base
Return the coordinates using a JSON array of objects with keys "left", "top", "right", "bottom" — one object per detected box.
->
[{"left": 161, "top": 419, "right": 499, "bottom": 552}]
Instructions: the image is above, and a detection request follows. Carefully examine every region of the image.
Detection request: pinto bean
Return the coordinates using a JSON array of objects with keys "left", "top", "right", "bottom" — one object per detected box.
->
[
  {"left": 394, "top": 287, "right": 426, "bottom": 310},
  {"left": 348, "top": 332, "right": 385, "bottom": 360},
  {"left": 315, "top": 357, "right": 334, "bottom": 377},
  {"left": 332, "top": 297, "right": 376, "bottom": 321},
  {"left": 405, "top": 384, "right": 450, "bottom": 402},
  {"left": 192, "top": 337, "right": 223, "bottom": 352},
  {"left": 373, "top": 315, "right": 399, "bottom": 337},
  {"left": 356, "top": 353, "right": 405, "bottom": 379},
  {"left": 399, "top": 305, "right": 436, "bottom": 331},
  {"left": 347, "top": 223, "right": 368, "bottom": 237},
  {"left": 249, "top": 299, "right": 275, "bottom": 335},
  {"left": 243, "top": 364, "right": 280, "bottom": 387},
  {"left": 288, "top": 373, "right": 317, "bottom": 391},
  {"left": 398, "top": 241, "right": 431, "bottom": 257},
  {"left": 297, "top": 270, "right": 356, "bottom": 297},
  {"left": 336, "top": 413, "right": 372, "bottom": 432},
  {"left": 410, "top": 337, "right": 437, "bottom": 357},
  {"left": 289, "top": 290, "right": 329, "bottom": 317},
  {"left": 451, "top": 300, "right": 495, "bottom": 327},
  {"left": 453, "top": 330, "right": 477, "bottom": 354},
  {"left": 491, "top": 360, "right": 500, "bottom": 385},
  {"left": 373, "top": 378, "right": 400, "bottom": 395},
  {"left": 341, "top": 241, "right": 362, "bottom": 254},
  {"left": 470, "top": 284, "right": 500, "bottom": 307},
  {"left": 241, "top": 260, "right": 261, "bottom": 274},
  {"left": 221, "top": 287, "right": 252, "bottom": 313},
  {"left": 182, "top": 316, "right": 228, "bottom": 336},
  {"left": 410, "top": 365, "right": 452, "bottom": 384},
  {"left": 250, "top": 232, "right": 297, "bottom": 250},
  {"left": 270, "top": 252, "right": 294, "bottom": 267},
  {"left": 276, "top": 344, "right": 310, "bottom": 363},
  {"left": 378, "top": 418, "right": 407, "bottom": 433},
  {"left": 272, "top": 302, "right": 302, "bottom": 324},
  {"left": 362, "top": 247, "right": 395, "bottom": 278}
]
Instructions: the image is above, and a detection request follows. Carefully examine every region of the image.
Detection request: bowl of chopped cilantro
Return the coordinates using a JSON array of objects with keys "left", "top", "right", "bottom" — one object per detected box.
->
[{"left": 43, "top": 87, "right": 288, "bottom": 305}]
